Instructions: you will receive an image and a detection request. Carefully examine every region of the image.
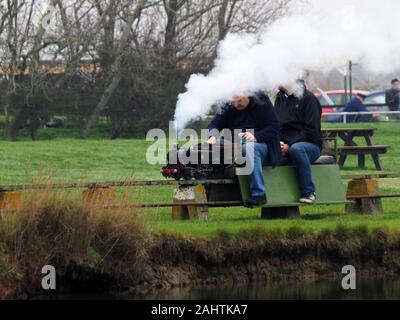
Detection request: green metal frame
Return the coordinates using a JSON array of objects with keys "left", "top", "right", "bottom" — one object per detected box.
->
[{"left": 237, "top": 165, "right": 347, "bottom": 208}]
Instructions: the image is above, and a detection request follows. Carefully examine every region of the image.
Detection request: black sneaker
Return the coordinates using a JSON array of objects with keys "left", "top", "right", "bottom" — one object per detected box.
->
[
  {"left": 300, "top": 193, "right": 317, "bottom": 204},
  {"left": 245, "top": 194, "right": 267, "bottom": 208}
]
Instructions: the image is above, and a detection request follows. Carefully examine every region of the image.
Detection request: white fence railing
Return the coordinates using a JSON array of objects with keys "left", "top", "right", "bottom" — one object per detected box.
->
[{"left": 322, "top": 111, "right": 400, "bottom": 124}]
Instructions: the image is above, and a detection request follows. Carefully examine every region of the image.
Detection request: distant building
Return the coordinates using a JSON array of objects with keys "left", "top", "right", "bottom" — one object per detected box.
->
[{"left": 0, "top": 60, "right": 101, "bottom": 78}]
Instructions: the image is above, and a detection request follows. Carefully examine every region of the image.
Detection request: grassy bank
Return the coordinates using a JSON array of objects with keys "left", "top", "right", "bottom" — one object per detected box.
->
[
  {"left": 0, "top": 122, "right": 399, "bottom": 237},
  {"left": 0, "top": 122, "right": 399, "bottom": 183},
  {"left": 1, "top": 195, "right": 400, "bottom": 298}
]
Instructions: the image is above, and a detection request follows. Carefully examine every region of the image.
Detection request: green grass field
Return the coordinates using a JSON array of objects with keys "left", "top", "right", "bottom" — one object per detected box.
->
[{"left": 0, "top": 121, "right": 399, "bottom": 237}]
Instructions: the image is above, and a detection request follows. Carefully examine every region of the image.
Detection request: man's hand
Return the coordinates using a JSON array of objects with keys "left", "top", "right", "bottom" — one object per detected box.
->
[
  {"left": 208, "top": 136, "right": 217, "bottom": 145},
  {"left": 281, "top": 142, "right": 290, "bottom": 156},
  {"left": 241, "top": 132, "right": 257, "bottom": 142}
]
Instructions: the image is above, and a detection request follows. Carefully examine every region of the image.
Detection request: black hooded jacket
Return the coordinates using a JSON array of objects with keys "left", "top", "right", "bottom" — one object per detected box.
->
[
  {"left": 386, "top": 88, "right": 400, "bottom": 111},
  {"left": 208, "top": 94, "right": 282, "bottom": 167},
  {"left": 275, "top": 89, "right": 323, "bottom": 150}
]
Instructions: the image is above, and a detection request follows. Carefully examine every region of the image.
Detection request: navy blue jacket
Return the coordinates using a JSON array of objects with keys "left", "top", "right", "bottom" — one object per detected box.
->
[
  {"left": 343, "top": 97, "right": 372, "bottom": 123},
  {"left": 208, "top": 94, "right": 282, "bottom": 167}
]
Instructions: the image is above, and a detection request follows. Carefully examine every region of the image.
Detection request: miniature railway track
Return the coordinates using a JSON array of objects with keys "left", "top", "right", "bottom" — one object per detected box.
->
[
  {"left": 0, "top": 179, "right": 237, "bottom": 192},
  {"left": 1, "top": 176, "right": 399, "bottom": 209},
  {"left": 108, "top": 201, "right": 244, "bottom": 209},
  {"left": 341, "top": 173, "right": 400, "bottom": 180},
  {"left": 112, "top": 194, "right": 400, "bottom": 209},
  {"left": 1, "top": 172, "right": 399, "bottom": 192},
  {"left": 347, "top": 194, "right": 400, "bottom": 200}
]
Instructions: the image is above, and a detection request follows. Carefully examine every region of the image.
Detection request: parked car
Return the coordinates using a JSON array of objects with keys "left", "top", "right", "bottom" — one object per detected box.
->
[
  {"left": 364, "top": 90, "right": 388, "bottom": 110},
  {"left": 364, "top": 90, "right": 391, "bottom": 121},
  {"left": 319, "top": 90, "right": 390, "bottom": 122}
]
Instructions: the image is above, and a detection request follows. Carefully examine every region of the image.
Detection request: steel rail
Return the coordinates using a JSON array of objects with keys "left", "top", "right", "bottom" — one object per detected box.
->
[
  {"left": 0, "top": 179, "right": 237, "bottom": 192},
  {"left": 120, "top": 195, "right": 400, "bottom": 209},
  {"left": 107, "top": 194, "right": 400, "bottom": 209},
  {"left": 107, "top": 201, "right": 244, "bottom": 209},
  {"left": 341, "top": 173, "right": 400, "bottom": 180},
  {"left": 347, "top": 194, "right": 400, "bottom": 200}
]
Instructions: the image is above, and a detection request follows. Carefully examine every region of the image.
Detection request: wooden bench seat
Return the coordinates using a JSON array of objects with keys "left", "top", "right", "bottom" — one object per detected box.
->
[
  {"left": 338, "top": 146, "right": 389, "bottom": 171},
  {"left": 338, "top": 145, "right": 389, "bottom": 155}
]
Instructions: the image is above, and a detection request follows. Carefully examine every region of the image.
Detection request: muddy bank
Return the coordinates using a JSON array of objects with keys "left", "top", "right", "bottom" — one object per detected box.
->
[
  {"left": 11, "top": 227, "right": 400, "bottom": 299},
  {"left": 142, "top": 229, "right": 400, "bottom": 291},
  {"left": 1, "top": 195, "right": 400, "bottom": 299}
]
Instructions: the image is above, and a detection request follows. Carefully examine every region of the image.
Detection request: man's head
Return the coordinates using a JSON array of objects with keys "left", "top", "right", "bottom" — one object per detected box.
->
[
  {"left": 278, "top": 85, "right": 294, "bottom": 96},
  {"left": 232, "top": 96, "right": 251, "bottom": 111},
  {"left": 279, "top": 80, "right": 305, "bottom": 96},
  {"left": 356, "top": 93, "right": 367, "bottom": 103},
  {"left": 392, "top": 78, "right": 399, "bottom": 90}
]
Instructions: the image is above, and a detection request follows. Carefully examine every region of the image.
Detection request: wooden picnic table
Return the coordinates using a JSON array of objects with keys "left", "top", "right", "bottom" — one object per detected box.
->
[
  {"left": 322, "top": 128, "right": 376, "bottom": 145},
  {"left": 322, "top": 128, "right": 389, "bottom": 171}
]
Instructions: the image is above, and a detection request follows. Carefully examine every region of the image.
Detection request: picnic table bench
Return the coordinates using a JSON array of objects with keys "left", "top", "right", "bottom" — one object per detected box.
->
[{"left": 322, "top": 128, "right": 389, "bottom": 171}]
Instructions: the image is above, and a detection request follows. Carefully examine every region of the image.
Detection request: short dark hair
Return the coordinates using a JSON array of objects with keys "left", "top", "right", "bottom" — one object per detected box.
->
[{"left": 392, "top": 78, "right": 399, "bottom": 84}]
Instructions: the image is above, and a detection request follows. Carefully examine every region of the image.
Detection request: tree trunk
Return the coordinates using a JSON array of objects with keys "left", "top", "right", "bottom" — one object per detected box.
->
[
  {"left": 7, "top": 107, "right": 29, "bottom": 141},
  {"left": 80, "top": 0, "right": 146, "bottom": 138}
]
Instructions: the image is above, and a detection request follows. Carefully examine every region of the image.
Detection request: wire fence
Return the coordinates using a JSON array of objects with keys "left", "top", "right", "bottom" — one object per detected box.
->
[{"left": 322, "top": 111, "right": 400, "bottom": 124}]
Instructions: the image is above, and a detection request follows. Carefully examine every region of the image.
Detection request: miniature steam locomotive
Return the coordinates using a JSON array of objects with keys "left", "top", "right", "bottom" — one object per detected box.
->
[
  {"left": 161, "top": 144, "right": 236, "bottom": 181},
  {"left": 161, "top": 143, "right": 347, "bottom": 210}
]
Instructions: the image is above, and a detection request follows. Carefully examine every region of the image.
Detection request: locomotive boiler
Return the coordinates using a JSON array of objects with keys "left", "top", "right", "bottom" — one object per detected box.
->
[{"left": 161, "top": 143, "right": 237, "bottom": 181}]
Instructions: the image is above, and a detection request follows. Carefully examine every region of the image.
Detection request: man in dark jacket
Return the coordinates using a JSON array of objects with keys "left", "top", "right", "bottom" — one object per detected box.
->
[
  {"left": 328, "top": 94, "right": 373, "bottom": 123},
  {"left": 386, "top": 79, "right": 399, "bottom": 119},
  {"left": 275, "top": 83, "right": 323, "bottom": 204},
  {"left": 208, "top": 93, "right": 281, "bottom": 207}
]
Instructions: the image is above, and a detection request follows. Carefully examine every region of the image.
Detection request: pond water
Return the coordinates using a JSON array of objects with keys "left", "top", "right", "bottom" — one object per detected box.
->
[{"left": 41, "top": 277, "right": 400, "bottom": 300}]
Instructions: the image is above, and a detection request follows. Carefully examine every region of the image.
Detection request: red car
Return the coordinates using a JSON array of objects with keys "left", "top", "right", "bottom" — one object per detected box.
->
[{"left": 315, "top": 90, "right": 371, "bottom": 113}]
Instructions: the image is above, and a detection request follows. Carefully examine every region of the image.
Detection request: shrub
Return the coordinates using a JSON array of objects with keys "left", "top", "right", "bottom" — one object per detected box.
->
[{"left": 0, "top": 193, "right": 150, "bottom": 298}]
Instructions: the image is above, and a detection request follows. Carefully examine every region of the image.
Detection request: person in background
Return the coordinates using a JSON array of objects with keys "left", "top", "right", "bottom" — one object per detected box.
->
[
  {"left": 275, "top": 81, "right": 323, "bottom": 204},
  {"left": 328, "top": 93, "right": 374, "bottom": 123},
  {"left": 386, "top": 78, "right": 400, "bottom": 120},
  {"left": 208, "top": 93, "right": 281, "bottom": 207}
]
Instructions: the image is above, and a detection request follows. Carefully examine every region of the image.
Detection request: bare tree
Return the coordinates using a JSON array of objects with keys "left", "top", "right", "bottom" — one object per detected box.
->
[
  {"left": 0, "top": 0, "right": 100, "bottom": 139},
  {"left": 0, "top": 0, "right": 294, "bottom": 140}
]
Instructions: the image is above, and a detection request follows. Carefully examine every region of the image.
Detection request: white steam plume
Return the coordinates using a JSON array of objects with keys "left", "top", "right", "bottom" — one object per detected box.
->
[{"left": 174, "top": 0, "right": 400, "bottom": 131}]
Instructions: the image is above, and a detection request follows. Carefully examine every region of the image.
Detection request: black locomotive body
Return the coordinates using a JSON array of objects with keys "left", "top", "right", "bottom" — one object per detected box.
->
[{"left": 161, "top": 144, "right": 236, "bottom": 181}]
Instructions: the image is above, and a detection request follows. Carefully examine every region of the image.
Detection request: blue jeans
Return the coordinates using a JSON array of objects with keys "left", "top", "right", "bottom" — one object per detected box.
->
[
  {"left": 242, "top": 142, "right": 269, "bottom": 197},
  {"left": 284, "top": 142, "right": 321, "bottom": 196}
]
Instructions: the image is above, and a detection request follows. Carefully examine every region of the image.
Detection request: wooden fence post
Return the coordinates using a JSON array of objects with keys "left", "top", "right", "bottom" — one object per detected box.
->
[
  {"left": 0, "top": 192, "right": 22, "bottom": 218},
  {"left": 172, "top": 185, "right": 209, "bottom": 221},
  {"left": 346, "top": 179, "right": 383, "bottom": 214}
]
